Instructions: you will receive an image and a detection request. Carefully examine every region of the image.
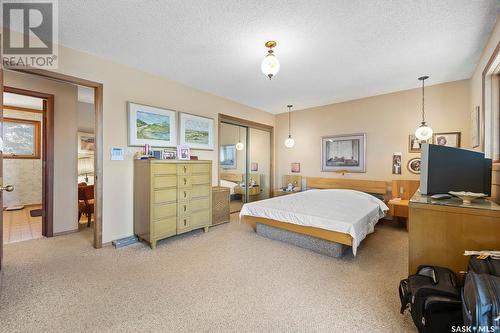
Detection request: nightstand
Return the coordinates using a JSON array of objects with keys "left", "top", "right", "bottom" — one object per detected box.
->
[
  {"left": 388, "top": 199, "right": 409, "bottom": 218},
  {"left": 273, "top": 189, "right": 300, "bottom": 197}
]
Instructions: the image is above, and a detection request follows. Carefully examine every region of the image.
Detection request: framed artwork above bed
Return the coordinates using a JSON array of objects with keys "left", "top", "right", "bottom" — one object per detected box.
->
[{"left": 321, "top": 133, "right": 366, "bottom": 173}]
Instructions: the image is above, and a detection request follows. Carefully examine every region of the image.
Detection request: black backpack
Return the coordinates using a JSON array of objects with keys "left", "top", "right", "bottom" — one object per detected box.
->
[
  {"left": 462, "top": 257, "right": 500, "bottom": 332},
  {"left": 399, "top": 265, "right": 463, "bottom": 333}
]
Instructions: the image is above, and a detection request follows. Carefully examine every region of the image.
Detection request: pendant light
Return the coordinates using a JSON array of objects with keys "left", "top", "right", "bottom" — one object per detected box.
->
[
  {"left": 284, "top": 104, "right": 295, "bottom": 148},
  {"left": 236, "top": 126, "right": 244, "bottom": 150},
  {"left": 415, "top": 75, "right": 433, "bottom": 141},
  {"left": 261, "top": 41, "right": 280, "bottom": 80}
]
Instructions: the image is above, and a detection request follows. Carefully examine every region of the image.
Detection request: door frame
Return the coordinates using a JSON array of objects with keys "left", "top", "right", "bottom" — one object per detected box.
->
[
  {"left": 3, "top": 86, "right": 54, "bottom": 237},
  {"left": 217, "top": 114, "right": 274, "bottom": 204},
  {"left": 1, "top": 67, "right": 104, "bottom": 249}
]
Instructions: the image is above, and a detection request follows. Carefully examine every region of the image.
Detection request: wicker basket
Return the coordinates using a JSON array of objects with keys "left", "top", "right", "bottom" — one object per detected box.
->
[{"left": 212, "top": 186, "right": 230, "bottom": 226}]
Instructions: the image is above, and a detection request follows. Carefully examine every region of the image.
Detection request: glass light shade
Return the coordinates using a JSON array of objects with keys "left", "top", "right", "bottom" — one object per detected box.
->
[
  {"left": 261, "top": 53, "right": 280, "bottom": 79},
  {"left": 235, "top": 141, "right": 244, "bottom": 151},
  {"left": 415, "top": 123, "right": 433, "bottom": 141},
  {"left": 284, "top": 136, "right": 295, "bottom": 148}
]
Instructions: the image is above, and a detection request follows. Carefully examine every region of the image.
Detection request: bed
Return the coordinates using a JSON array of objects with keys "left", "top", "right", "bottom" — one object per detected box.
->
[
  {"left": 220, "top": 172, "right": 243, "bottom": 195},
  {"left": 240, "top": 177, "right": 389, "bottom": 256}
]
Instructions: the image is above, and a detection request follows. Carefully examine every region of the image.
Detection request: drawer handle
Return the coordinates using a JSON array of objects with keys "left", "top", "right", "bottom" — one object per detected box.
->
[
  {"left": 183, "top": 191, "right": 187, "bottom": 198},
  {"left": 183, "top": 166, "right": 187, "bottom": 172},
  {"left": 184, "top": 219, "right": 187, "bottom": 226},
  {"left": 183, "top": 205, "right": 187, "bottom": 212},
  {"left": 183, "top": 178, "right": 187, "bottom": 185}
]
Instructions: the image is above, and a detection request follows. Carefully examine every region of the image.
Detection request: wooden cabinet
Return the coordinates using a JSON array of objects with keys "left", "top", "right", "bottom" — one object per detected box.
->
[
  {"left": 408, "top": 192, "right": 500, "bottom": 276},
  {"left": 134, "top": 159, "right": 212, "bottom": 249}
]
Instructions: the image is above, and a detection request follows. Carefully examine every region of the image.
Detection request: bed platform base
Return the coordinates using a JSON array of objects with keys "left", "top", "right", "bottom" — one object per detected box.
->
[{"left": 256, "top": 223, "right": 347, "bottom": 257}]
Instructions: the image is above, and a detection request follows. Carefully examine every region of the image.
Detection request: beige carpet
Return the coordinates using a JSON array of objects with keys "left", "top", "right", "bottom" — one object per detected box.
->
[{"left": 0, "top": 214, "right": 415, "bottom": 332}]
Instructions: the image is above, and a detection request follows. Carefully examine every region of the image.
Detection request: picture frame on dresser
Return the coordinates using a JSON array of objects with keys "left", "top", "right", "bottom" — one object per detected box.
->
[
  {"left": 127, "top": 102, "right": 177, "bottom": 147},
  {"left": 179, "top": 112, "right": 215, "bottom": 150}
]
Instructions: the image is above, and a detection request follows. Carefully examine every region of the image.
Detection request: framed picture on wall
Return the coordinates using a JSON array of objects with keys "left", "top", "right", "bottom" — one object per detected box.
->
[
  {"left": 408, "top": 134, "right": 426, "bottom": 153},
  {"left": 392, "top": 152, "right": 402, "bottom": 175},
  {"left": 291, "top": 162, "right": 300, "bottom": 173},
  {"left": 78, "top": 131, "right": 95, "bottom": 154},
  {"left": 179, "top": 113, "right": 215, "bottom": 150},
  {"left": 251, "top": 162, "right": 258, "bottom": 172},
  {"left": 432, "top": 132, "right": 461, "bottom": 148},
  {"left": 127, "top": 102, "right": 177, "bottom": 147},
  {"left": 321, "top": 133, "right": 366, "bottom": 173},
  {"left": 407, "top": 157, "right": 421, "bottom": 174},
  {"left": 220, "top": 144, "right": 236, "bottom": 169}
]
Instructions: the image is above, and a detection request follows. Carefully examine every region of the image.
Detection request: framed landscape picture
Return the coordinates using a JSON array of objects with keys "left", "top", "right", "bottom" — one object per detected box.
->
[
  {"left": 321, "top": 133, "right": 366, "bottom": 173},
  {"left": 78, "top": 131, "right": 95, "bottom": 154},
  {"left": 220, "top": 144, "right": 236, "bottom": 169},
  {"left": 432, "top": 132, "right": 461, "bottom": 148},
  {"left": 127, "top": 102, "right": 177, "bottom": 147},
  {"left": 179, "top": 113, "right": 214, "bottom": 150}
]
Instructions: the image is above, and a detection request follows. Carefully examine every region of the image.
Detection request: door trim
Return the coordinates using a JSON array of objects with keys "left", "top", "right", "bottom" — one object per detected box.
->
[
  {"left": 2, "top": 68, "right": 104, "bottom": 249},
  {"left": 4, "top": 86, "right": 54, "bottom": 237}
]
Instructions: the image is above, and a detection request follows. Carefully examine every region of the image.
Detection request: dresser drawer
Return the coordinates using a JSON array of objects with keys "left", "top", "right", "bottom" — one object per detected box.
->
[
  {"left": 191, "top": 163, "right": 210, "bottom": 174},
  {"left": 191, "top": 174, "right": 210, "bottom": 185},
  {"left": 177, "top": 164, "right": 191, "bottom": 176},
  {"left": 153, "top": 203, "right": 177, "bottom": 220},
  {"left": 153, "top": 175, "right": 177, "bottom": 189},
  {"left": 177, "top": 216, "right": 191, "bottom": 233},
  {"left": 177, "top": 176, "right": 192, "bottom": 188},
  {"left": 152, "top": 164, "right": 177, "bottom": 175},
  {"left": 177, "top": 197, "right": 209, "bottom": 217},
  {"left": 191, "top": 185, "right": 210, "bottom": 198},
  {"left": 154, "top": 217, "right": 177, "bottom": 238},
  {"left": 191, "top": 210, "right": 210, "bottom": 228},
  {"left": 153, "top": 188, "right": 177, "bottom": 203}
]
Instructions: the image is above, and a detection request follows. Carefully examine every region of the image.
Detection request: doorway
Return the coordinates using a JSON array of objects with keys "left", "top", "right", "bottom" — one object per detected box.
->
[{"left": 218, "top": 114, "right": 273, "bottom": 213}]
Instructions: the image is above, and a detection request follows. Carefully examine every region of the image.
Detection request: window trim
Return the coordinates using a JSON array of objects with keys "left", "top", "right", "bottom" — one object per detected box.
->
[{"left": 3, "top": 117, "right": 41, "bottom": 159}]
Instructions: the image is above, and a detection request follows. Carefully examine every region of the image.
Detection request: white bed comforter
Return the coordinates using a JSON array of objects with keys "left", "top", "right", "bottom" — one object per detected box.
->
[{"left": 240, "top": 189, "right": 388, "bottom": 255}]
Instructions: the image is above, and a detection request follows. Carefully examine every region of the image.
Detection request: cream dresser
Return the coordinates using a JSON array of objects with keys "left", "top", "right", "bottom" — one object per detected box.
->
[{"left": 134, "top": 159, "right": 212, "bottom": 249}]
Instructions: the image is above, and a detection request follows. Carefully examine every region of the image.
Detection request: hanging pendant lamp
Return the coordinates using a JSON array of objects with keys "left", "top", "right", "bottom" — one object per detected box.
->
[
  {"left": 236, "top": 127, "right": 244, "bottom": 150},
  {"left": 415, "top": 75, "right": 433, "bottom": 141},
  {"left": 284, "top": 104, "right": 295, "bottom": 148},
  {"left": 261, "top": 41, "right": 280, "bottom": 80}
]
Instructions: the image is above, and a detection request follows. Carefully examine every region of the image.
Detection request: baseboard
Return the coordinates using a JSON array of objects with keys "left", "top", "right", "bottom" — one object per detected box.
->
[{"left": 53, "top": 228, "right": 79, "bottom": 236}]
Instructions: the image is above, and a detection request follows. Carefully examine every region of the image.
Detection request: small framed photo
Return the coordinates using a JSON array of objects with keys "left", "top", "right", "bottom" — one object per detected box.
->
[
  {"left": 177, "top": 145, "right": 190, "bottom": 160},
  {"left": 291, "top": 162, "right": 301, "bottom": 173},
  {"left": 408, "top": 134, "right": 426, "bottom": 153},
  {"left": 432, "top": 132, "right": 461, "bottom": 148},
  {"left": 392, "top": 152, "right": 402, "bottom": 175},
  {"left": 162, "top": 149, "right": 176, "bottom": 160},
  {"left": 251, "top": 162, "right": 258, "bottom": 172},
  {"left": 407, "top": 157, "right": 421, "bottom": 174}
]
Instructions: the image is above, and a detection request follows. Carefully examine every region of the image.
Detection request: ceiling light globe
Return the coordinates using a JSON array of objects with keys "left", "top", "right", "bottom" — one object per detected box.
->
[
  {"left": 284, "top": 136, "right": 295, "bottom": 148},
  {"left": 261, "top": 54, "right": 280, "bottom": 79},
  {"left": 415, "top": 123, "right": 433, "bottom": 141},
  {"left": 235, "top": 142, "right": 244, "bottom": 151}
]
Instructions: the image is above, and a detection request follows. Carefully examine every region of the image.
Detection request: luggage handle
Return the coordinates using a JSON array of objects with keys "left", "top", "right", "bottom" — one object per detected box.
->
[{"left": 399, "top": 279, "right": 410, "bottom": 314}]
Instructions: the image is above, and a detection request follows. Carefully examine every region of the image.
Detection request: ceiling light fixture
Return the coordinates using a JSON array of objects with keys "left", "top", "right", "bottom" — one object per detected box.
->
[
  {"left": 284, "top": 104, "right": 295, "bottom": 148},
  {"left": 261, "top": 41, "right": 280, "bottom": 80},
  {"left": 236, "top": 126, "right": 244, "bottom": 151},
  {"left": 415, "top": 75, "right": 433, "bottom": 141}
]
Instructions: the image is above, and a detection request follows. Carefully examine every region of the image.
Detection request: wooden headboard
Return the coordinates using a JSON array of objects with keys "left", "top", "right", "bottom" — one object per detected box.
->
[
  {"left": 306, "top": 177, "right": 387, "bottom": 194},
  {"left": 220, "top": 172, "right": 243, "bottom": 183}
]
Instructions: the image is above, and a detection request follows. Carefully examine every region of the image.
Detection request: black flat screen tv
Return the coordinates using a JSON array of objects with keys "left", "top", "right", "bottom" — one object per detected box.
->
[{"left": 420, "top": 144, "right": 492, "bottom": 195}]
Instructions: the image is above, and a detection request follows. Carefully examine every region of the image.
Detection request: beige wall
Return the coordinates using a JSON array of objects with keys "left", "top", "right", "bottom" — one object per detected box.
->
[
  {"left": 49, "top": 45, "right": 274, "bottom": 243},
  {"left": 5, "top": 71, "right": 79, "bottom": 234},
  {"left": 470, "top": 16, "right": 500, "bottom": 158},
  {"left": 275, "top": 80, "right": 471, "bottom": 187},
  {"left": 249, "top": 128, "right": 271, "bottom": 197},
  {"left": 3, "top": 109, "right": 43, "bottom": 207}
]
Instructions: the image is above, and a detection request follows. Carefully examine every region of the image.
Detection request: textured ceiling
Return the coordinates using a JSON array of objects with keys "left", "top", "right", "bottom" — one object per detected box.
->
[{"left": 59, "top": 1, "right": 500, "bottom": 114}]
